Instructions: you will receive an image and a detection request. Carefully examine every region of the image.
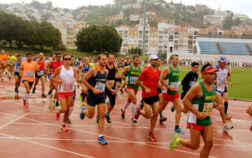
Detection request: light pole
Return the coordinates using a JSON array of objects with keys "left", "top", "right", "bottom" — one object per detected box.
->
[{"left": 142, "top": 0, "right": 146, "bottom": 56}]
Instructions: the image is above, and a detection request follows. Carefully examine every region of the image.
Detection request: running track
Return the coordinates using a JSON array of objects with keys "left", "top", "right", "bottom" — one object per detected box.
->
[{"left": 0, "top": 78, "right": 251, "bottom": 158}]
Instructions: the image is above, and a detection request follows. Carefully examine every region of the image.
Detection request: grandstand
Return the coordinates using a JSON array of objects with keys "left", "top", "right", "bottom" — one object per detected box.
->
[{"left": 169, "top": 38, "right": 252, "bottom": 67}]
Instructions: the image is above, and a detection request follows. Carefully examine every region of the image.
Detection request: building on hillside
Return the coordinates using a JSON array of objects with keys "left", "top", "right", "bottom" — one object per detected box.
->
[
  {"left": 55, "top": 24, "right": 85, "bottom": 49},
  {"left": 116, "top": 21, "right": 199, "bottom": 55}
]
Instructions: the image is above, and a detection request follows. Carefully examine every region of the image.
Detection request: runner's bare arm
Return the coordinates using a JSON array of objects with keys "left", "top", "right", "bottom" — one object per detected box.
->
[
  {"left": 160, "top": 67, "right": 171, "bottom": 89},
  {"left": 73, "top": 68, "right": 80, "bottom": 83},
  {"left": 51, "top": 67, "right": 62, "bottom": 84},
  {"left": 183, "top": 83, "right": 206, "bottom": 120},
  {"left": 83, "top": 67, "right": 97, "bottom": 93},
  {"left": 215, "top": 92, "right": 224, "bottom": 109},
  {"left": 121, "top": 66, "right": 130, "bottom": 79}
]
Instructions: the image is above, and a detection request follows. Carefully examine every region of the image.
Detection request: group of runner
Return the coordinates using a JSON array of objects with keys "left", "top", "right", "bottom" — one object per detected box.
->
[{"left": 1, "top": 50, "right": 252, "bottom": 157}]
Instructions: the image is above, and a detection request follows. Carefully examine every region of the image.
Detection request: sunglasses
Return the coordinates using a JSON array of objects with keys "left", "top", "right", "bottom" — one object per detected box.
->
[{"left": 64, "top": 58, "right": 71, "bottom": 61}]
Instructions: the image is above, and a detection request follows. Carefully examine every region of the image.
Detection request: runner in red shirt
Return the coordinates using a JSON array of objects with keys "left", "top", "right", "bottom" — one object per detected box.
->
[
  {"left": 32, "top": 53, "right": 47, "bottom": 98},
  {"left": 134, "top": 54, "right": 161, "bottom": 141},
  {"left": 48, "top": 53, "right": 64, "bottom": 106}
]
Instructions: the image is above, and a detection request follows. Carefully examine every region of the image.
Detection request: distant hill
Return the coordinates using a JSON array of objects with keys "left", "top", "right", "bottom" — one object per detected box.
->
[{"left": 0, "top": 0, "right": 251, "bottom": 29}]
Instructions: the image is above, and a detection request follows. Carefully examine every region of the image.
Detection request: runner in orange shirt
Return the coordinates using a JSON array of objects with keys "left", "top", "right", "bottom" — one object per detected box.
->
[
  {"left": 0, "top": 50, "right": 9, "bottom": 81},
  {"left": 20, "top": 53, "right": 39, "bottom": 109}
]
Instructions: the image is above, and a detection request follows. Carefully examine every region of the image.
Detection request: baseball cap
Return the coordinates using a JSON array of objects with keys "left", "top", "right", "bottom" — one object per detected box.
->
[
  {"left": 149, "top": 54, "right": 159, "bottom": 60},
  {"left": 219, "top": 56, "right": 226, "bottom": 63},
  {"left": 202, "top": 66, "right": 218, "bottom": 75}
]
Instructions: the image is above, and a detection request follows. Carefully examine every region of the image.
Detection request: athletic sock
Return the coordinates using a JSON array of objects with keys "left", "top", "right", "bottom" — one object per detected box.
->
[
  {"left": 123, "top": 101, "right": 130, "bottom": 111},
  {"left": 159, "top": 112, "right": 163, "bottom": 118},
  {"left": 69, "top": 106, "right": 73, "bottom": 116},
  {"left": 224, "top": 102, "right": 228, "bottom": 115},
  {"left": 131, "top": 104, "right": 136, "bottom": 117}
]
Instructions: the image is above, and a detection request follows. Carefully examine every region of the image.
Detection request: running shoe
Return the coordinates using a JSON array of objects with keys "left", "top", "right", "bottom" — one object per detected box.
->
[
  {"left": 98, "top": 136, "right": 108, "bottom": 145},
  {"left": 96, "top": 114, "right": 100, "bottom": 123},
  {"left": 174, "top": 127, "right": 185, "bottom": 134},
  {"left": 61, "top": 124, "right": 68, "bottom": 131},
  {"left": 56, "top": 100, "right": 59, "bottom": 107},
  {"left": 66, "top": 118, "right": 72, "bottom": 124},
  {"left": 24, "top": 104, "right": 29, "bottom": 109},
  {"left": 224, "top": 123, "right": 234, "bottom": 131},
  {"left": 121, "top": 108, "right": 125, "bottom": 119},
  {"left": 225, "top": 114, "right": 232, "bottom": 120},
  {"left": 131, "top": 117, "right": 137, "bottom": 124},
  {"left": 42, "top": 94, "right": 46, "bottom": 98},
  {"left": 169, "top": 134, "right": 180, "bottom": 151},
  {"left": 134, "top": 106, "right": 141, "bottom": 120},
  {"left": 105, "top": 112, "right": 112, "bottom": 124},
  {"left": 52, "top": 99, "right": 56, "bottom": 106},
  {"left": 80, "top": 107, "right": 86, "bottom": 120},
  {"left": 159, "top": 116, "right": 167, "bottom": 124},
  {"left": 32, "top": 88, "right": 36, "bottom": 94},
  {"left": 147, "top": 132, "right": 158, "bottom": 142},
  {"left": 56, "top": 112, "right": 60, "bottom": 120},
  {"left": 14, "top": 87, "right": 18, "bottom": 93},
  {"left": 171, "top": 105, "right": 175, "bottom": 112},
  {"left": 48, "top": 90, "right": 52, "bottom": 95}
]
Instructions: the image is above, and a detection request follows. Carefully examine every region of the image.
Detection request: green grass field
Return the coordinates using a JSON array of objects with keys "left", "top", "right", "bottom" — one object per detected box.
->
[{"left": 173, "top": 66, "right": 252, "bottom": 100}]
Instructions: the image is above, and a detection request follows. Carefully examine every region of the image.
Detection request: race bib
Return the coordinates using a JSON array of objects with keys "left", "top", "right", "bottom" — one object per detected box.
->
[
  {"left": 203, "top": 103, "right": 214, "bottom": 116},
  {"left": 129, "top": 76, "right": 138, "bottom": 84},
  {"left": 25, "top": 71, "right": 33, "bottom": 77},
  {"left": 108, "top": 80, "right": 115, "bottom": 88},
  {"left": 170, "top": 82, "right": 178, "bottom": 89},
  {"left": 16, "top": 66, "right": 20, "bottom": 73},
  {"left": 95, "top": 82, "right": 105, "bottom": 92},
  {"left": 37, "top": 70, "right": 44, "bottom": 76},
  {"left": 63, "top": 82, "right": 73, "bottom": 91},
  {"left": 189, "top": 81, "right": 196, "bottom": 87}
]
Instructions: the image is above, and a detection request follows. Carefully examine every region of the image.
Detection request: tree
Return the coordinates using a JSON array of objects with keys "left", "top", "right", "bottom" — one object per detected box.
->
[
  {"left": 128, "top": 47, "right": 142, "bottom": 55},
  {"left": 223, "top": 15, "right": 233, "bottom": 29},
  {"left": 76, "top": 25, "right": 122, "bottom": 53},
  {"left": 158, "top": 50, "right": 167, "bottom": 60}
]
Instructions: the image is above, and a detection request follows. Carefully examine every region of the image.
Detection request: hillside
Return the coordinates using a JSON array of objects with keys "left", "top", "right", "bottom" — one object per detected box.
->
[{"left": 0, "top": 0, "right": 251, "bottom": 29}]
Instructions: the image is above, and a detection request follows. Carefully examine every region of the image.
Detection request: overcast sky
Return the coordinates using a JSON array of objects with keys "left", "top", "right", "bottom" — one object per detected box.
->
[{"left": 1, "top": 0, "right": 252, "bottom": 18}]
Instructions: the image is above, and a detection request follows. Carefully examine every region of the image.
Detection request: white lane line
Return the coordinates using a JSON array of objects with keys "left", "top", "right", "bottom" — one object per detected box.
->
[
  {"left": 0, "top": 113, "right": 29, "bottom": 129},
  {"left": 0, "top": 132, "right": 94, "bottom": 158}
]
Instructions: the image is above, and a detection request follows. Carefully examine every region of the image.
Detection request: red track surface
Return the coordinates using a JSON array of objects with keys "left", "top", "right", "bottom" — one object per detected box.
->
[{"left": 0, "top": 78, "right": 251, "bottom": 158}]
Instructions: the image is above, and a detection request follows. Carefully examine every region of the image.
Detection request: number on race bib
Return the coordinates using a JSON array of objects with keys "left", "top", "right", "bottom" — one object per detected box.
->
[
  {"left": 25, "top": 71, "right": 33, "bottom": 77},
  {"left": 129, "top": 76, "right": 137, "bottom": 84},
  {"left": 16, "top": 67, "right": 20, "bottom": 73},
  {"left": 63, "top": 82, "right": 73, "bottom": 91},
  {"left": 170, "top": 82, "right": 178, "bottom": 89},
  {"left": 95, "top": 82, "right": 105, "bottom": 92},
  {"left": 203, "top": 103, "right": 214, "bottom": 116},
  {"left": 37, "top": 70, "right": 44, "bottom": 76}
]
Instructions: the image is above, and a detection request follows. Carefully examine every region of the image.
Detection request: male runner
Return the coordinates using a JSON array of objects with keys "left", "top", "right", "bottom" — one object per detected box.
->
[
  {"left": 80, "top": 54, "right": 115, "bottom": 145},
  {"left": 79, "top": 57, "right": 91, "bottom": 105},
  {"left": 121, "top": 54, "right": 141, "bottom": 124},
  {"left": 159, "top": 54, "right": 184, "bottom": 133},
  {"left": 32, "top": 53, "right": 46, "bottom": 98},
  {"left": 246, "top": 104, "right": 252, "bottom": 131},
  {"left": 169, "top": 63, "right": 222, "bottom": 158},
  {"left": 216, "top": 56, "right": 232, "bottom": 119},
  {"left": 116, "top": 57, "right": 124, "bottom": 94},
  {"left": 0, "top": 50, "right": 9, "bottom": 81},
  {"left": 14, "top": 55, "right": 22, "bottom": 93},
  {"left": 134, "top": 54, "right": 161, "bottom": 141},
  {"left": 20, "top": 53, "right": 39, "bottom": 109}
]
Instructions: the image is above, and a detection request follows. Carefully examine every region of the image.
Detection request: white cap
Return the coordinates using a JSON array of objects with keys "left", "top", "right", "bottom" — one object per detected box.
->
[{"left": 149, "top": 54, "right": 159, "bottom": 60}]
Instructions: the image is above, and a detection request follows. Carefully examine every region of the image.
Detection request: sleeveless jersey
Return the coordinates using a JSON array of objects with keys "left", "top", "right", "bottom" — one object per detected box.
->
[
  {"left": 82, "top": 64, "right": 91, "bottom": 74},
  {"left": 106, "top": 64, "right": 116, "bottom": 89},
  {"left": 216, "top": 65, "right": 228, "bottom": 93},
  {"left": 15, "top": 61, "right": 21, "bottom": 73},
  {"left": 58, "top": 66, "right": 75, "bottom": 93},
  {"left": 87, "top": 66, "right": 108, "bottom": 96},
  {"left": 187, "top": 81, "right": 216, "bottom": 126},
  {"left": 117, "top": 63, "right": 124, "bottom": 78},
  {"left": 127, "top": 65, "right": 141, "bottom": 90},
  {"left": 165, "top": 65, "right": 180, "bottom": 94}
]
